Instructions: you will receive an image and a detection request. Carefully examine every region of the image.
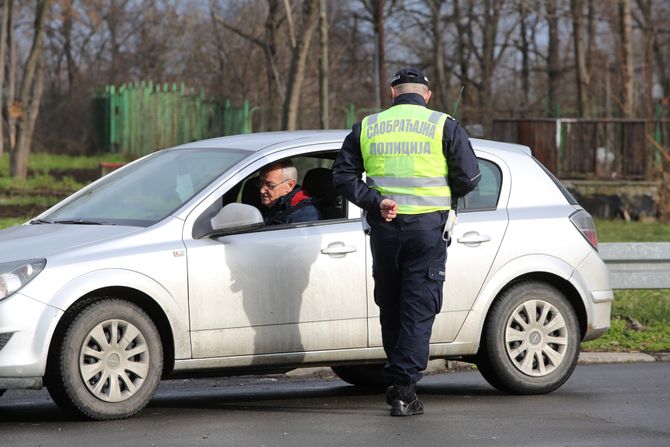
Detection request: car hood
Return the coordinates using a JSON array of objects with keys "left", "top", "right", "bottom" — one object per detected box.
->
[{"left": 0, "top": 224, "right": 144, "bottom": 263}]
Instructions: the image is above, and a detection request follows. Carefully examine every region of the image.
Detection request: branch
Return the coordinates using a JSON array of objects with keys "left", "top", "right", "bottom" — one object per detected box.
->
[{"left": 210, "top": 8, "right": 265, "bottom": 48}]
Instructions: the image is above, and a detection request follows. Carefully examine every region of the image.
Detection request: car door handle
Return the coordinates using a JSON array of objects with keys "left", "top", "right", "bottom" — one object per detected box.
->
[
  {"left": 457, "top": 232, "right": 492, "bottom": 245},
  {"left": 321, "top": 242, "right": 357, "bottom": 256}
]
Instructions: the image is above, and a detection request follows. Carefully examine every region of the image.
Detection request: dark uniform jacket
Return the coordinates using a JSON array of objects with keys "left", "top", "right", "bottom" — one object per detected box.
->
[
  {"left": 332, "top": 93, "right": 481, "bottom": 230},
  {"left": 263, "top": 186, "right": 321, "bottom": 225}
]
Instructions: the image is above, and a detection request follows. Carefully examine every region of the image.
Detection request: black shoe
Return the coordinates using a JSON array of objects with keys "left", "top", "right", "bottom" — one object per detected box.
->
[
  {"left": 385, "top": 385, "right": 399, "bottom": 406},
  {"left": 390, "top": 398, "right": 424, "bottom": 417}
]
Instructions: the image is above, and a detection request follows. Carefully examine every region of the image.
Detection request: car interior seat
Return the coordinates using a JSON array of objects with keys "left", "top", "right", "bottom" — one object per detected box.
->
[
  {"left": 301, "top": 167, "right": 345, "bottom": 220},
  {"left": 241, "top": 175, "right": 262, "bottom": 210}
]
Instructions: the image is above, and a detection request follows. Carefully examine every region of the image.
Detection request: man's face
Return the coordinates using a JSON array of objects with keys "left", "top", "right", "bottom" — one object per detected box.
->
[{"left": 259, "top": 167, "right": 295, "bottom": 207}]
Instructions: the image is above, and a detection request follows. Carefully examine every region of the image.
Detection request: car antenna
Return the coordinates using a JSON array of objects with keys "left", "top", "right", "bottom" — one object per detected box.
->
[{"left": 451, "top": 85, "right": 465, "bottom": 118}]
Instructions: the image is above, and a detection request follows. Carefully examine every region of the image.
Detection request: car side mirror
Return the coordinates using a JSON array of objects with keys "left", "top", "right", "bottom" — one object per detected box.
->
[{"left": 206, "top": 203, "right": 264, "bottom": 238}]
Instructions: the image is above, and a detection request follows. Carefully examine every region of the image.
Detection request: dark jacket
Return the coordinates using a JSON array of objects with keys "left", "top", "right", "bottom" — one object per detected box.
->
[
  {"left": 332, "top": 93, "right": 481, "bottom": 230},
  {"left": 263, "top": 186, "right": 321, "bottom": 225}
]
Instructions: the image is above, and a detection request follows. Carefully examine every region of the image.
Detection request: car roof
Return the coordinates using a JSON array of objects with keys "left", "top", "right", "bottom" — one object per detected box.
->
[{"left": 174, "top": 130, "right": 533, "bottom": 157}]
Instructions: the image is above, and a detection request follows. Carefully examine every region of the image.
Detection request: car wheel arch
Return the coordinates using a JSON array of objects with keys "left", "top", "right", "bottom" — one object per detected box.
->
[
  {"left": 489, "top": 273, "right": 587, "bottom": 340},
  {"left": 45, "top": 287, "right": 176, "bottom": 383},
  {"left": 455, "top": 255, "right": 590, "bottom": 347}
]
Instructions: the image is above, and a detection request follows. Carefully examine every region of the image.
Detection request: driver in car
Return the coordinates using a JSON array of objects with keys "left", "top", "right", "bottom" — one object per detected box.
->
[{"left": 258, "top": 160, "right": 321, "bottom": 225}]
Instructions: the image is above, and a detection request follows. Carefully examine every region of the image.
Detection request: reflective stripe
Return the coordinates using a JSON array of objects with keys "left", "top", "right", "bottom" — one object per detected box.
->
[
  {"left": 367, "top": 113, "right": 380, "bottom": 125},
  {"left": 428, "top": 111, "right": 443, "bottom": 124},
  {"left": 367, "top": 176, "right": 448, "bottom": 188},
  {"left": 386, "top": 194, "right": 451, "bottom": 207}
]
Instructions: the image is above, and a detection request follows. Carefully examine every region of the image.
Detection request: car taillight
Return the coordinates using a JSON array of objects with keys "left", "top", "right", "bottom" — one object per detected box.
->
[{"left": 570, "top": 209, "right": 598, "bottom": 250}]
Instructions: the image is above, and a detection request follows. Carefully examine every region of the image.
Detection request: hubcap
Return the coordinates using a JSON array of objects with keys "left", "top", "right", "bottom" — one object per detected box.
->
[
  {"left": 79, "top": 319, "right": 150, "bottom": 402},
  {"left": 504, "top": 300, "right": 569, "bottom": 377}
]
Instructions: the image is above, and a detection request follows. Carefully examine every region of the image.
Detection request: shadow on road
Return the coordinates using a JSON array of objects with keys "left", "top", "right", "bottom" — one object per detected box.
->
[{"left": 0, "top": 374, "right": 503, "bottom": 422}]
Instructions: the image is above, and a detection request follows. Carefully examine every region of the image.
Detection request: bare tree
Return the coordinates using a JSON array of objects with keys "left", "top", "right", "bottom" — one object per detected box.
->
[
  {"left": 517, "top": 0, "right": 531, "bottom": 113},
  {"left": 571, "top": 0, "right": 590, "bottom": 116},
  {"left": 634, "top": 0, "right": 655, "bottom": 120},
  {"left": 545, "top": 0, "right": 560, "bottom": 117},
  {"left": 282, "top": 0, "right": 319, "bottom": 130},
  {"left": 361, "top": 0, "right": 386, "bottom": 110},
  {"left": 618, "top": 0, "right": 634, "bottom": 117},
  {"left": 0, "top": 0, "right": 9, "bottom": 157},
  {"left": 318, "top": 0, "right": 329, "bottom": 129},
  {"left": 9, "top": 0, "right": 52, "bottom": 179}
]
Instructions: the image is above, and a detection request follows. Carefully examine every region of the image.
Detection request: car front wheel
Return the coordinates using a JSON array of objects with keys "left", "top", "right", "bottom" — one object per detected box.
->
[
  {"left": 476, "top": 281, "right": 580, "bottom": 395},
  {"left": 46, "top": 299, "right": 163, "bottom": 420}
]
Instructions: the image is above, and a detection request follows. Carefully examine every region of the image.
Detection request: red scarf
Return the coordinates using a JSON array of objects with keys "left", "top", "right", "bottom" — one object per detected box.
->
[{"left": 290, "top": 189, "right": 311, "bottom": 207}]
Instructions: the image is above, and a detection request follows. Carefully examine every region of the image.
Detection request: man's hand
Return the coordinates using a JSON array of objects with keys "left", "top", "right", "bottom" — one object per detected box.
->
[{"left": 380, "top": 199, "right": 398, "bottom": 222}]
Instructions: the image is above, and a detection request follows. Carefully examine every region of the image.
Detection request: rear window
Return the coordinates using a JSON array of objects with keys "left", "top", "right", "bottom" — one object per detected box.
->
[
  {"left": 532, "top": 157, "right": 578, "bottom": 205},
  {"left": 458, "top": 159, "right": 502, "bottom": 211}
]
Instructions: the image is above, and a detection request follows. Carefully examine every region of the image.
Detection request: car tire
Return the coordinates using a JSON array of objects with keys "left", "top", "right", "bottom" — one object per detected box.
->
[
  {"left": 331, "top": 364, "right": 386, "bottom": 389},
  {"left": 46, "top": 299, "right": 163, "bottom": 420},
  {"left": 476, "top": 281, "right": 580, "bottom": 395},
  {"left": 0, "top": 389, "right": 5, "bottom": 398}
]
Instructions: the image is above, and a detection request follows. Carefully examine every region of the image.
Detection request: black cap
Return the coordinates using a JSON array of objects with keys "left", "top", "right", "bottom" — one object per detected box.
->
[{"left": 390, "top": 67, "right": 429, "bottom": 87}]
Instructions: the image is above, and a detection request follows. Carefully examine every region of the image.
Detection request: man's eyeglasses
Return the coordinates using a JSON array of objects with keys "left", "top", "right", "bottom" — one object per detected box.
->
[{"left": 256, "top": 178, "right": 290, "bottom": 191}]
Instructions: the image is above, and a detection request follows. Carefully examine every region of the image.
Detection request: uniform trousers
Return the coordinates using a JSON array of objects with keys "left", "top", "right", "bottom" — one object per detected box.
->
[{"left": 369, "top": 213, "right": 447, "bottom": 385}]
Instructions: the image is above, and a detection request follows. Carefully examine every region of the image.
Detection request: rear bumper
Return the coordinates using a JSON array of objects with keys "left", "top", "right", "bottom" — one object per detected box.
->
[{"left": 572, "top": 251, "right": 613, "bottom": 341}]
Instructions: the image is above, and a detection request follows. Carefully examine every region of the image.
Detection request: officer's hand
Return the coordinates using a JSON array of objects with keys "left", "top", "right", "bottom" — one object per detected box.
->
[{"left": 380, "top": 199, "right": 398, "bottom": 222}]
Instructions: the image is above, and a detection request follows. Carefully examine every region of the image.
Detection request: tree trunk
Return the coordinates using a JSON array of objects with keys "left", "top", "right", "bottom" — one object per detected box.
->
[
  {"left": 428, "top": 0, "right": 447, "bottom": 112},
  {"left": 264, "top": 0, "right": 282, "bottom": 130},
  {"left": 571, "top": 0, "right": 590, "bottom": 117},
  {"left": 546, "top": 0, "right": 560, "bottom": 117},
  {"left": 0, "top": 0, "right": 8, "bottom": 158},
  {"left": 452, "top": 0, "right": 470, "bottom": 113},
  {"left": 636, "top": 0, "right": 654, "bottom": 120},
  {"left": 9, "top": 0, "right": 51, "bottom": 179},
  {"left": 586, "top": 0, "right": 595, "bottom": 114},
  {"left": 477, "top": 0, "right": 502, "bottom": 124},
  {"left": 63, "top": 0, "right": 76, "bottom": 94},
  {"left": 6, "top": 0, "right": 15, "bottom": 150},
  {"left": 618, "top": 0, "right": 634, "bottom": 117},
  {"left": 282, "top": 0, "right": 319, "bottom": 130},
  {"left": 519, "top": 0, "right": 530, "bottom": 114},
  {"left": 318, "top": 0, "right": 329, "bottom": 129},
  {"left": 375, "top": 0, "right": 385, "bottom": 109}
]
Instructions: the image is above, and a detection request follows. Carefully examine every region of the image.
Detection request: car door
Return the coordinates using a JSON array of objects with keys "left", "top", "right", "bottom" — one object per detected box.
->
[
  {"left": 183, "top": 150, "right": 368, "bottom": 361},
  {"left": 368, "top": 154, "right": 509, "bottom": 345}
]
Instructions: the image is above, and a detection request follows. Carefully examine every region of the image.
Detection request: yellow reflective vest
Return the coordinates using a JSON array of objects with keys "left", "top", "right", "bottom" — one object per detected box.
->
[{"left": 360, "top": 104, "right": 451, "bottom": 214}]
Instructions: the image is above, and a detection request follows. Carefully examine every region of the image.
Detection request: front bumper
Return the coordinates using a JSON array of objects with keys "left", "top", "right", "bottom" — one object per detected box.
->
[{"left": 0, "top": 293, "right": 62, "bottom": 388}]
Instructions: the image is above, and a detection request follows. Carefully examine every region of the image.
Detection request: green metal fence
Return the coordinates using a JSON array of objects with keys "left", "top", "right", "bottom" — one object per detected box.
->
[{"left": 94, "top": 81, "right": 250, "bottom": 156}]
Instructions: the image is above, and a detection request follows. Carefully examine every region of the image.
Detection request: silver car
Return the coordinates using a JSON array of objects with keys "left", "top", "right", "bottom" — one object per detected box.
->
[{"left": 0, "top": 130, "right": 612, "bottom": 420}]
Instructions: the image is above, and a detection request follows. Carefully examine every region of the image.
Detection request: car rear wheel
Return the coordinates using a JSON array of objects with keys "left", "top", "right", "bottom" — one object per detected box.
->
[
  {"left": 476, "top": 281, "right": 580, "bottom": 395},
  {"left": 331, "top": 364, "right": 386, "bottom": 389},
  {"left": 46, "top": 299, "right": 163, "bottom": 420}
]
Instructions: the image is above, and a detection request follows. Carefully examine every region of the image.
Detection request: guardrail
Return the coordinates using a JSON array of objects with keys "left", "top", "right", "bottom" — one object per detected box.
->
[{"left": 599, "top": 242, "right": 670, "bottom": 289}]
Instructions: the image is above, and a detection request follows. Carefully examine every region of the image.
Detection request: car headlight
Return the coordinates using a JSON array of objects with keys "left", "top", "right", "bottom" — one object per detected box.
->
[{"left": 0, "top": 259, "right": 46, "bottom": 301}]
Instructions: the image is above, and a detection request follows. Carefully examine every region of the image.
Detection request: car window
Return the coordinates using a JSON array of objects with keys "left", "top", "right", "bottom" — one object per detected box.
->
[
  {"left": 234, "top": 152, "right": 347, "bottom": 222},
  {"left": 43, "top": 148, "right": 246, "bottom": 227},
  {"left": 458, "top": 159, "right": 502, "bottom": 211},
  {"left": 193, "top": 151, "right": 347, "bottom": 238}
]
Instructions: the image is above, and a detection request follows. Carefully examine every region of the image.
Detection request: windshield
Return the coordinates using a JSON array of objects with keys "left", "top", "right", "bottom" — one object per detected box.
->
[{"left": 41, "top": 148, "right": 247, "bottom": 227}]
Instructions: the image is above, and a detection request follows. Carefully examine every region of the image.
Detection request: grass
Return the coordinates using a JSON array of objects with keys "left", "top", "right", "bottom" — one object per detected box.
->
[
  {"left": 0, "top": 217, "right": 29, "bottom": 228},
  {"left": 582, "top": 289, "right": 670, "bottom": 352},
  {"left": 595, "top": 218, "right": 670, "bottom": 242},
  {"left": 0, "top": 152, "right": 126, "bottom": 176}
]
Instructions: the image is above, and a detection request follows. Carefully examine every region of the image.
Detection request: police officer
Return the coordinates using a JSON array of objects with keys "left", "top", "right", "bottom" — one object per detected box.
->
[{"left": 332, "top": 67, "right": 480, "bottom": 417}]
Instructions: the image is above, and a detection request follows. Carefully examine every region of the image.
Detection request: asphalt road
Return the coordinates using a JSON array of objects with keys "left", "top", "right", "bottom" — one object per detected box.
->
[{"left": 1, "top": 363, "right": 668, "bottom": 447}]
